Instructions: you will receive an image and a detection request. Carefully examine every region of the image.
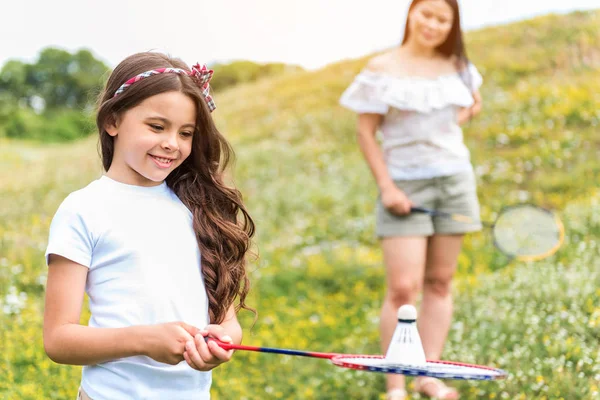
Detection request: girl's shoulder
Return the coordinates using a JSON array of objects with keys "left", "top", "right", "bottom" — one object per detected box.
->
[{"left": 53, "top": 178, "right": 108, "bottom": 219}]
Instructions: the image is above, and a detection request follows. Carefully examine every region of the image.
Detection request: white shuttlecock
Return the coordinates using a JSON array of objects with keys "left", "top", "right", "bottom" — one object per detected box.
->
[{"left": 384, "top": 304, "right": 427, "bottom": 365}]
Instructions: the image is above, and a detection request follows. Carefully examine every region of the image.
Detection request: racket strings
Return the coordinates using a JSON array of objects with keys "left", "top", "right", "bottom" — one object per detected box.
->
[
  {"left": 492, "top": 205, "right": 563, "bottom": 258},
  {"left": 332, "top": 356, "right": 507, "bottom": 380}
]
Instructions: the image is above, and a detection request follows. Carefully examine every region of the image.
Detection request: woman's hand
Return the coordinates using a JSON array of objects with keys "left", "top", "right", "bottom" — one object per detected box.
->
[
  {"left": 457, "top": 107, "right": 473, "bottom": 125},
  {"left": 458, "top": 90, "right": 482, "bottom": 126},
  {"left": 183, "top": 324, "right": 235, "bottom": 371},
  {"left": 381, "top": 184, "right": 413, "bottom": 215}
]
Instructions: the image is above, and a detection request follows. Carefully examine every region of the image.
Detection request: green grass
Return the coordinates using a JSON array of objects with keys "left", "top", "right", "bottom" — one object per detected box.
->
[{"left": 1, "top": 10, "right": 600, "bottom": 400}]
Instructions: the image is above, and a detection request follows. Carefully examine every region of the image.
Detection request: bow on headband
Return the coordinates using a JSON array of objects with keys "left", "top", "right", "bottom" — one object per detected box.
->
[
  {"left": 188, "top": 63, "right": 215, "bottom": 112},
  {"left": 112, "top": 63, "right": 216, "bottom": 112}
]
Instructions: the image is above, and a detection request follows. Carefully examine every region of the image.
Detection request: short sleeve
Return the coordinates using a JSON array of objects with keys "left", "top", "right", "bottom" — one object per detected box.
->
[
  {"left": 467, "top": 63, "right": 483, "bottom": 91},
  {"left": 339, "top": 73, "right": 390, "bottom": 115},
  {"left": 45, "top": 194, "right": 94, "bottom": 268}
]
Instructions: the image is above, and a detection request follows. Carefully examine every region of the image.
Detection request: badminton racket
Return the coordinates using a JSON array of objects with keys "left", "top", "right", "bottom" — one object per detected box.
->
[
  {"left": 209, "top": 339, "right": 507, "bottom": 380},
  {"left": 411, "top": 203, "right": 564, "bottom": 261}
]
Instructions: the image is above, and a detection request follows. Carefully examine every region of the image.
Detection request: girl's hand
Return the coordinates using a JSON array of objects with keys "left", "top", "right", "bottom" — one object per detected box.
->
[
  {"left": 381, "top": 184, "right": 413, "bottom": 215},
  {"left": 183, "top": 324, "right": 235, "bottom": 371},
  {"left": 143, "top": 322, "right": 199, "bottom": 365}
]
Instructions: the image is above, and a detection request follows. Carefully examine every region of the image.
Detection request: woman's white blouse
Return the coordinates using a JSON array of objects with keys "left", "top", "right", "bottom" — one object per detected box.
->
[{"left": 340, "top": 64, "right": 483, "bottom": 180}]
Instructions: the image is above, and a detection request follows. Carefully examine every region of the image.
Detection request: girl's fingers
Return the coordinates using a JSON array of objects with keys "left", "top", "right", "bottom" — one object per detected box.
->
[
  {"left": 186, "top": 339, "right": 211, "bottom": 368},
  {"left": 207, "top": 340, "right": 234, "bottom": 361},
  {"left": 178, "top": 322, "right": 200, "bottom": 337},
  {"left": 183, "top": 350, "right": 199, "bottom": 370},
  {"left": 185, "top": 348, "right": 218, "bottom": 371},
  {"left": 197, "top": 325, "right": 234, "bottom": 363},
  {"left": 195, "top": 334, "right": 217, "bottom": 363},
  {"left": 201, "top": 324, "right": 228, "bottom": 340}
]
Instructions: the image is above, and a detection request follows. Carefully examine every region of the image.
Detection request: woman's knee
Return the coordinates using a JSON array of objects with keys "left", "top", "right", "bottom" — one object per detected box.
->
[
  {"left": 423, "top": 274, "right": 453, "bottom": 297},
  {"left": 386, "top": 278, "right": 421, "bottom": 306}
]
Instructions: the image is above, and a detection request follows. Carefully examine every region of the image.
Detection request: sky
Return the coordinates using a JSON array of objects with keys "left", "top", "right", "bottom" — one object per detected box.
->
[{"left": 1, "top": 0, "right": 598, "bottom": 70}]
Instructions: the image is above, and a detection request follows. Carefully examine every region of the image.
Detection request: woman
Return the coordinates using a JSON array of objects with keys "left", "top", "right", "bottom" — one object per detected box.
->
[{"left": 340, "top": 1, "right": 483, "bottom": 398}]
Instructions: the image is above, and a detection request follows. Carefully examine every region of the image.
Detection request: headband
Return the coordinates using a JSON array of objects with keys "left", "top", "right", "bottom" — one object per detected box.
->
[{"left": 112, "top": 63, "right": 216, "bottom": 112}]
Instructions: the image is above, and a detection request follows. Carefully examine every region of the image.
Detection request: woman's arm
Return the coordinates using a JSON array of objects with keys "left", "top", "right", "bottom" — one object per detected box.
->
[
  {"left": 357, "top": 113, "right": 393, "bottom": 191},
  {"left": 43, "top": 254, "right": 197, "bottom": 366},
  {"left": 356, "top": 113, "right": 412, "bottom": 214},
  {"left": 458, "top": 90, "right": 482, "bottom": 125},
  {"left": 470, "top": 90, "right": 482, "bottom": 117}
]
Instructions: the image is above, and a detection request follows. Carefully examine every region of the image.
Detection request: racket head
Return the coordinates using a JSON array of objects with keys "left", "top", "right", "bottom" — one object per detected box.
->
[
  {"left": 491, "top": 204, "right": 564, "bottom": 261},
  {"left": 331, "top": 355, "right": 508, "bottom": 381}
]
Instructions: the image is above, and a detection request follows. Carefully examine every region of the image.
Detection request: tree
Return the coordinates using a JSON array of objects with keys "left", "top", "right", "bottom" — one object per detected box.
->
[
  {"left": 0, "top": 47, "right": 109, "bottom": 140},
  {"left": 26, "top": 48, "right": 109, "bottom": 110}
]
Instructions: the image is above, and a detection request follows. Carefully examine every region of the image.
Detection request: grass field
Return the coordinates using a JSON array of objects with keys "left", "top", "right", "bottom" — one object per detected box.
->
[{"left": 1, "top": 10, "right": 599, "bottom": 400}]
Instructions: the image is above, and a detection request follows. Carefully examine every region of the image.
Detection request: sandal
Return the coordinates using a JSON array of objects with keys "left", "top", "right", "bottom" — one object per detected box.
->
[
  {"left": 386, "top": 388, "right": 408, "bottom": 400},
  {"left": 414, "top": 377, "right": 459, "bottom": 399}
]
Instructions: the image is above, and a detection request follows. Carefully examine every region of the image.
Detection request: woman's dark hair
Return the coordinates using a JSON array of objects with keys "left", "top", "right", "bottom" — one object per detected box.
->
[{"left": 96, "top": 52, "right": 255, "bottom": 324}]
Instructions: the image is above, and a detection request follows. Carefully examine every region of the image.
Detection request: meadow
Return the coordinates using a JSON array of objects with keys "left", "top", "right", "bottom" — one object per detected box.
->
[{"left": 1, "top": 10, "right": 599, "bottom": 399}]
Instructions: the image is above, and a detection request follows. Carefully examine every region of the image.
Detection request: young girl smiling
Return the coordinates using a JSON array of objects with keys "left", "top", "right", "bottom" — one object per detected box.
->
[{"left": 44, "top": 52, "right": 255, "bottom": 400}]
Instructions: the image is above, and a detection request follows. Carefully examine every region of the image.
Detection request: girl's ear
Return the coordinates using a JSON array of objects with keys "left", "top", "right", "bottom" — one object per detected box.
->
[{"left": 104, "top": 114, "right": 119, "bottom": 137}]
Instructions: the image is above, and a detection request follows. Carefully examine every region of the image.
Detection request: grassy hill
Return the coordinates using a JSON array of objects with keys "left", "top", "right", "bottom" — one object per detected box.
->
[{"left": 1, "top": 10, "right": 599, "bottom": 399}]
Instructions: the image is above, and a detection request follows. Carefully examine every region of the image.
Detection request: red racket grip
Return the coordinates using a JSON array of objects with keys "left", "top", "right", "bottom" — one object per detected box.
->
[
  {"left": 207, "top": 338, "right": 340, "bottom": 359},
  {"left": 207, "top": 338, "right": 236, "bottom": 351}
]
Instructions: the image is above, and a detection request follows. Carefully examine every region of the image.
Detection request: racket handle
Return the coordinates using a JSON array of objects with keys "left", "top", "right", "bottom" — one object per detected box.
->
[
  {"left": 208, "top": 339, "right": 236, "bottom": 351},
  {"left": 207, "top": 338, "right": 339, "bottom": 359},
  {"left": 411, "top": 206, "right": 452, "bottom": 218},
  {"left": 411, "top": 206, "right": 475, "bottom": 224},
  {"left": 410, "top": 206, "right": 437, "bottom": 215}
]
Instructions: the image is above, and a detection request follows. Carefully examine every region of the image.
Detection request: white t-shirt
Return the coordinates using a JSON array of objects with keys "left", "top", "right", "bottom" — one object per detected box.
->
[{"left": 45, "top": 175, "right": 212, "bottom": 400}]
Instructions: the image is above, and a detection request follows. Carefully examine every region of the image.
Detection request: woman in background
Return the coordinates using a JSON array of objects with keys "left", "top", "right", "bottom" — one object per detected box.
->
[{"left": 340, "top": 0, "right": 483, "bottom": 398}]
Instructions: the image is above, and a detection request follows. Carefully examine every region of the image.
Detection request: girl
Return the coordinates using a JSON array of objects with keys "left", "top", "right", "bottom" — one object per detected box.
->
[
  {"left": 340, "top": 0, "right": 483, "bottom": 399},
  {"left": 43, "top": 52, "right": 255, "bottom": 400}
]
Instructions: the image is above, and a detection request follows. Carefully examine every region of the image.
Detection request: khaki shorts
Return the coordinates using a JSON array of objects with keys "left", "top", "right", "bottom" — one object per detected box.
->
[{"left": 376, "top": 170, "right": 482, "bottom": 237}]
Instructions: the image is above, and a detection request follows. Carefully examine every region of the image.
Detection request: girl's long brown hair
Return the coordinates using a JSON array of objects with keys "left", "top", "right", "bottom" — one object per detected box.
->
[{"left": 96, "top": 52, "right": 255, "bottom": 324}]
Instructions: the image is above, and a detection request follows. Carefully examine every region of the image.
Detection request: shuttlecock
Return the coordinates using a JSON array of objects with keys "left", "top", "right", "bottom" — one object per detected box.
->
[{"left": 384, "top": 304, "right": 427, "bottom": 365}]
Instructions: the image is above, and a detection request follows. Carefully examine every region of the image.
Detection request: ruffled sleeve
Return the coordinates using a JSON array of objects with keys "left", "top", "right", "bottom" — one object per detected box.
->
[
  {"left": 340, "top": 70, "right": 476, "bottom": 114},
  {"left": 466, "top": 63, "right": 483, "bottom": 91},
  {"left": 339, "top": 72, "right": 390, "bottom": 114}
]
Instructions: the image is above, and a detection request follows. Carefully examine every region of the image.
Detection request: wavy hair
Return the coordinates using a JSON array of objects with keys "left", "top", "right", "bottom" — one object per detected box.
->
[{"left": 95, "top": 52, "right": 255, "bottom": 324}]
